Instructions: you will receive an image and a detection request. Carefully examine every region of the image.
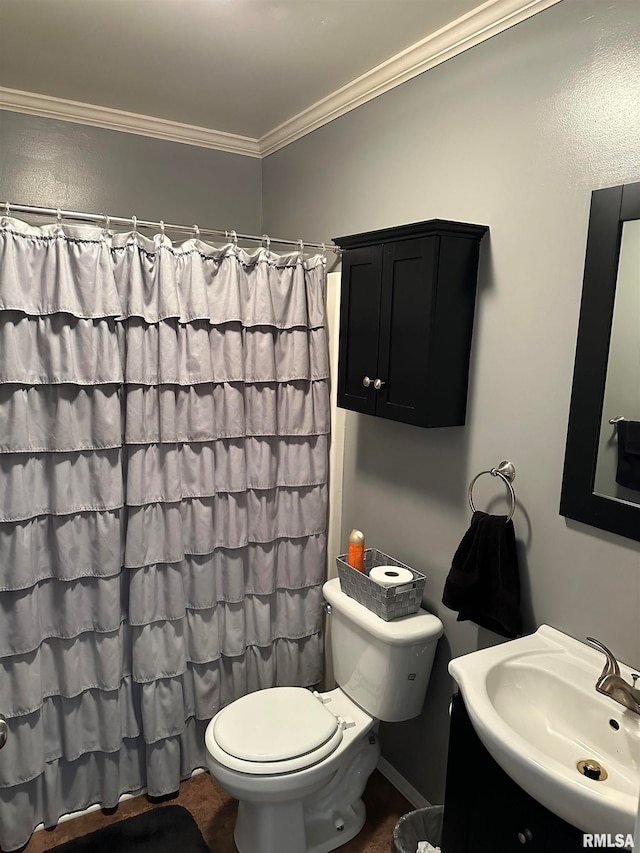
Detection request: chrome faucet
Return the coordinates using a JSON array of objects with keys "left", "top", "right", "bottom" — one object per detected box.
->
[{"left": 586, "top": 638, "right": 640, "bottom": 715}]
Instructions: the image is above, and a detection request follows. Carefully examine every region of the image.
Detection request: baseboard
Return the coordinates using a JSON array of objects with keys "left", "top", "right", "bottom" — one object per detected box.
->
[{"left": 377, "top": 756, "right": 431, "bottom": 810}]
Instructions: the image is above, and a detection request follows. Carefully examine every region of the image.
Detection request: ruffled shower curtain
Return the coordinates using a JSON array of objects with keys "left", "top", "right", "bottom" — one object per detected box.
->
[{"left": 0, "top": 217, "right": 329, "bottom": 851}]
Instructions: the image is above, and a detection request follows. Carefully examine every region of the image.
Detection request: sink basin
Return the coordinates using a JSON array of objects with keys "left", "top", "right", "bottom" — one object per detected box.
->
[{"left": 449, "top": 625, "right": 640, "bottom": 836}]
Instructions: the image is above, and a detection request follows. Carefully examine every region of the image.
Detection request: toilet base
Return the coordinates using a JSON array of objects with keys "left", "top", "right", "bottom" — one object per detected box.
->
[
  {"left": 232, "top": 733, "right": 380, "bottom": 853},
  {"left": 234, "top": 797, "right": 366, "bottom": 853},
  {"left": 304, "top": 798, "right": 366, "bottom": 853}
]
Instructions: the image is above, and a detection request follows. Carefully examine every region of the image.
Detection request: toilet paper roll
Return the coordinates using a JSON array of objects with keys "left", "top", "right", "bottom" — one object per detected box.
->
[{"left": 368, "top": 565, "right": 414, "bottom": 588}]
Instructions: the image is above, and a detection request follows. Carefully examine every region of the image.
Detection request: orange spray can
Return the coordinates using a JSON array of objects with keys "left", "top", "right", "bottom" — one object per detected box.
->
[{"left": 347, "top": 529, "right": 365, "bottom": 572}]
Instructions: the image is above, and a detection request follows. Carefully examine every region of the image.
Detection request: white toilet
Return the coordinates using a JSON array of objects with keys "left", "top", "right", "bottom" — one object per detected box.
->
[{"left": 205, "top": 577, "right": 443, "bottom": 853}]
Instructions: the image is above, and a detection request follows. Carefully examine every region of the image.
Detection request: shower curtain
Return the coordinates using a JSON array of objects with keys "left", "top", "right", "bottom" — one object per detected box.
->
[{"left": 0, "top": 216, "right": 330, "bottom": 851}]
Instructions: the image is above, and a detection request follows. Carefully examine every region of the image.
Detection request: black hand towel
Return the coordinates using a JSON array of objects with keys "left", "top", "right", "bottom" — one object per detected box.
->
[
  {"left": 442, "top": 511, "right": 522, "bottom": 638},
  {"left": 615, "top": 420, "right": 640, "bottom": 491}
]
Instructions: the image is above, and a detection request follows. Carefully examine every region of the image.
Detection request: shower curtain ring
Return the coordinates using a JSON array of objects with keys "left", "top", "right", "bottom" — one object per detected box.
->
[
  {"left": 193, "top": 224, "right": 200, "bottom": 240},
  {"left": 262, "top": 234, "right": 271, "bottom": 250},
  {"left": 230, "top": 230, "right": 238, "bottom": 244},
  {"left": 298, "top": 239, "right": 304, "bottom": 253},
  {"left": 132, "top": 215, "right": 137, "bottom": 232},
  {"left": 4, "top": 201, "right": 10, "bottom": 216}
]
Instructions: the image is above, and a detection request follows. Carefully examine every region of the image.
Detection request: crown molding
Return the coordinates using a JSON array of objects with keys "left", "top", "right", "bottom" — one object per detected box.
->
[
  {"left": 259, "top": 0, "right": 562, "bottom": 156},
  {"left": 0, "top": 0, "right": 561, "bottom": 160},
  {"left": 0, "top": 87, "right": 262, "bottom": 158}
]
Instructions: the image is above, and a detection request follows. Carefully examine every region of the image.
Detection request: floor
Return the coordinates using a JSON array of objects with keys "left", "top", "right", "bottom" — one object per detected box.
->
[{"left": 14, "top": 769, "right": 412, "bottom": 853}]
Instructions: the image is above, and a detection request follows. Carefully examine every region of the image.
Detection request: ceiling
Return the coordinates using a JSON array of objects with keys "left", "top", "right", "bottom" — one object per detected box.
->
[{"left": 0, "top": 0, "right": 560, "bottom": 155}]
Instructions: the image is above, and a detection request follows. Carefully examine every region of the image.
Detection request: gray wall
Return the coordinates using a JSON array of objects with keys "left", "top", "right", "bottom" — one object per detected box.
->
[
  {"left": 0, "top": 111, "right": 262, "bottom": 234},
  {"left": 263, "top": 0, "right": 640, "bottom": 804}
]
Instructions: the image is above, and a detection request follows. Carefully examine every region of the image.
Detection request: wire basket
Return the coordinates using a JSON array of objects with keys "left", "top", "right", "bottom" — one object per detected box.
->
[{"left": 336, "top": 549, "right": 426, "bottom": 621}]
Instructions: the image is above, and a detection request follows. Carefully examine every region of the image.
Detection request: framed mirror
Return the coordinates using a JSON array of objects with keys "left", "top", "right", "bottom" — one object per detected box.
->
[{"left": 560, "top": 180, "right": 640, "bottom": 542}]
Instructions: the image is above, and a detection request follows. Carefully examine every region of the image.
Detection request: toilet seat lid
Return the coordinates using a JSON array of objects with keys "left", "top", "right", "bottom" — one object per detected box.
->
[{"left": 213, "top": 687, "right": 341, "bottom": 764}]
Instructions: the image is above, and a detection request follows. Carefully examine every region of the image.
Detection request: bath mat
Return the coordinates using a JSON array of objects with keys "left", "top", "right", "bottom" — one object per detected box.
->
[{"left": 50, "top": 804, "right": 210, "bottom": 853}]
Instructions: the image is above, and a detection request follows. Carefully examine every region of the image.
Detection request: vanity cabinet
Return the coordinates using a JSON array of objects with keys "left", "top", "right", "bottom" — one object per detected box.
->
[
  {"left": 442, "top": 692, "right": 584, "bottom": 852},
  {"left": 333, "top": 220, "right": 488, "bottom": 428}
]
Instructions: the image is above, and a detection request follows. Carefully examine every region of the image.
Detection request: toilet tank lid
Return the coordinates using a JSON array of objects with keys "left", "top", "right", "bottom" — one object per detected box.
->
[{"left": 323, "top": 578, "right": 443, "bottom": 646}]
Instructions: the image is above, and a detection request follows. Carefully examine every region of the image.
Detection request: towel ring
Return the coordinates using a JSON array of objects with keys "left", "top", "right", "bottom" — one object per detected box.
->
[{"left": 468, "top": 460, "right": 517, "bottom": 521}]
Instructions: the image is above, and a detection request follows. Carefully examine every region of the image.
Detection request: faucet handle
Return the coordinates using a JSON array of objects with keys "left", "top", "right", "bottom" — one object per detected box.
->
[{"left": 586, "top": 637, "right": 620, "bottom": 679}]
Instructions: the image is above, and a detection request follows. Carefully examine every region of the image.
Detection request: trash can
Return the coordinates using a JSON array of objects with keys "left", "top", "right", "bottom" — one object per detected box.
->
[{"left": 391, "top": 805, "right": 444, "bottom": 853}]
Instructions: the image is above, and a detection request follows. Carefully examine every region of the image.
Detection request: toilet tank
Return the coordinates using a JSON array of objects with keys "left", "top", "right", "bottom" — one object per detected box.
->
[{"left": 323, "top": 577, "right": 443, "bottom": 722}]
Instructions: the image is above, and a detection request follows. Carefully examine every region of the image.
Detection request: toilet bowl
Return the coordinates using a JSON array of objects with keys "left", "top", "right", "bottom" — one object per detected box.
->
[
  {"left": 205, "top": 686, "right": 379, "bottom": 853},
  {"left": 205, "top": 577, "right": 443, "bottom": 853}
]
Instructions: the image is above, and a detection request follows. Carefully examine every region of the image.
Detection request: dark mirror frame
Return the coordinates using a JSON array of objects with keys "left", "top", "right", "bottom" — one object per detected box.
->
[{"left": 560, "top": 180, "right": 640, "bottom": 542}]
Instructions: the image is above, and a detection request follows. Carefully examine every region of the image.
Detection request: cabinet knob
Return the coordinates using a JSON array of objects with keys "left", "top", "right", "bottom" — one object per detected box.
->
[
  {"left": 517, "top": 828, "right": 533, "bottom": 844},
  {"left": 373, "top": 378, "right": 385, "bottom": 390},
  {"left": 362, "top": 376, "right": 372, "bottom": 388}
]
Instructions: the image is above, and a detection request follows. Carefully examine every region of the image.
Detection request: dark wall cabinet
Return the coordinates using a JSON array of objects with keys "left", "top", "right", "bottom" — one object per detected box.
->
[
  {"left": 442, "top": 693, "right": 584, "bottom": 852},
  {"left": 333, "top": 220, "right": 488, "bottom": 428}
]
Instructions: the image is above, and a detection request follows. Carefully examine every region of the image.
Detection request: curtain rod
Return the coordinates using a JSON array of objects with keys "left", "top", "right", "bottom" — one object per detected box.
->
[{"left": 1, "top": 201, "right": 341, "bottom": 254}]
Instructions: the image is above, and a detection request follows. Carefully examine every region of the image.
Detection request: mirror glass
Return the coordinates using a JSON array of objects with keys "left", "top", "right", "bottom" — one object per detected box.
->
[
  {"left": 560, "top": 180, "right": 640, "bottom": 542},
  {"left": 593, "top": 219, "right": 640, "bottom": 504}
]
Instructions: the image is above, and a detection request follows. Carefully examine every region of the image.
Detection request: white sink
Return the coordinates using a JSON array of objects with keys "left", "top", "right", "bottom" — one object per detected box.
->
[{"left": 449, "top": 625, "right": 640, "bottom": 837}]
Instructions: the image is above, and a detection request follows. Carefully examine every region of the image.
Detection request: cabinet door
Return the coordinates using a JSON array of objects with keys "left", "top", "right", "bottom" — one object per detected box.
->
[
  {"left": 337, "top": 245, "right": 383, "bottom": 414},
  {"left": 443, "top": 693, "right": 584, "bottom": 853},
  {"left": 375, "top": 237, "right": 437, "bottom": 426},
  {"left": 465, "top": 781, "right": 585, "bottom": 852}
]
